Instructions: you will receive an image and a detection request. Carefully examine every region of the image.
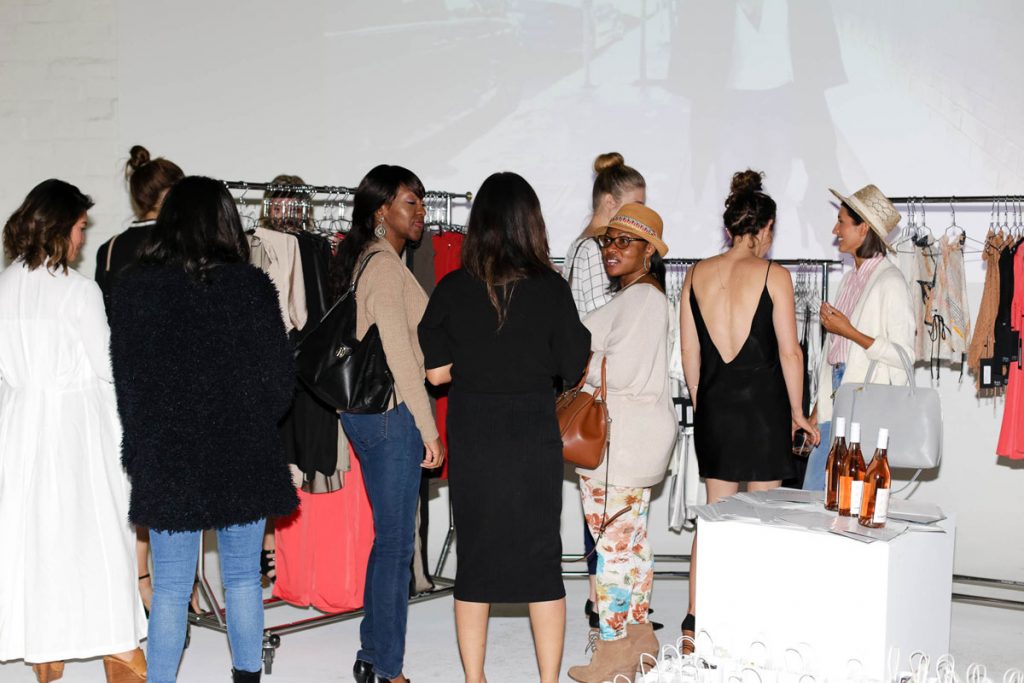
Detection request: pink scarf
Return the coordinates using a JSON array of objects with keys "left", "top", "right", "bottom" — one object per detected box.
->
[{"left": 827, "top": 256, "right": 884, "bottom": 365}]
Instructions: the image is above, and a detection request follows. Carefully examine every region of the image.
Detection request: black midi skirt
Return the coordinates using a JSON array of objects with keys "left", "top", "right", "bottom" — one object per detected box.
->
[{"left": 446, "top": 387, "right": 565, "bottom": 603}]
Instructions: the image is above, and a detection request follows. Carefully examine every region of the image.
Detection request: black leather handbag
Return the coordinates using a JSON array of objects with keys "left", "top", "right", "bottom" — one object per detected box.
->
[{"left": 295, "top": 251, "right": 395, "bottom": 413}]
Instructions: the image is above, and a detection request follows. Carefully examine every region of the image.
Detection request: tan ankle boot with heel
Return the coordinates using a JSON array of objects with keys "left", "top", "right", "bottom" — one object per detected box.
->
[
  {"left": 31, "top": 662, "right": 64, "bottom": 682},
  {"left": 102, "top": 648, "right": 147, "bottom": 682}
]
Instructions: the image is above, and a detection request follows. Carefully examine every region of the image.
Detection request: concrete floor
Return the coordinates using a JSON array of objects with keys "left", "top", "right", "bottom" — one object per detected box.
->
[{"left": 1, "top": 575, "right": 1021, "bottom": 682}]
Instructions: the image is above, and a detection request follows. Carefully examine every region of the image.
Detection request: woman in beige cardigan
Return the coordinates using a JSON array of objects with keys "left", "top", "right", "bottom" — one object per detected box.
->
[
  {"left": 803, "top": 184, "right": 914, "bottom": 489},
  {"left": 567, "top": 203, "right": 677, "bottom": 683}
]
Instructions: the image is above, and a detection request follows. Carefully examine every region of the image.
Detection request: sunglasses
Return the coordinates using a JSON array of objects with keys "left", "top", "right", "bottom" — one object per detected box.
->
[{"left": 596, "top": 235, "right": 647, "bottom": 250}]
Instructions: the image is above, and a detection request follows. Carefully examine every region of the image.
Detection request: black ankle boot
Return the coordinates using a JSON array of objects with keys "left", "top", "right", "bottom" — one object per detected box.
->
[
  {"left": 353, "top": 659, "right": 374, "bottom": 683},
  {"left": 232, "top": 668, "right": 261, "bottom": 682}
]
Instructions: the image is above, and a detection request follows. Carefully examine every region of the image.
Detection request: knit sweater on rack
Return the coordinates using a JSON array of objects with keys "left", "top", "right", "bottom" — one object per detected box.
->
[
  {"left": 355, "top": 239, "right": 439, "bottom": 442},
  {"left": 110, "top": 263, "right": 299, "bottom": 531}
]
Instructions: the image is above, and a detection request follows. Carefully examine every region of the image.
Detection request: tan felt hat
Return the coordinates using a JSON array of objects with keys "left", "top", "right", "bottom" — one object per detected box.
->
[
  {"left": 596, "top": 203, "right": 669, "bottom": 257},
  {"left": 829, "top": 184, "right": 902, "bottom": 250}
]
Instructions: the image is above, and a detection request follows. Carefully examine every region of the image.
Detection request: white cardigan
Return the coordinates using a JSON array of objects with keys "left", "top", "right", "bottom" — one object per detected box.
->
[
  {"left": 817, "top": 258, "right": 915, "bottom": 423},
  {"left": 576, "top": 284, "right": 678, "bottom": 488}
]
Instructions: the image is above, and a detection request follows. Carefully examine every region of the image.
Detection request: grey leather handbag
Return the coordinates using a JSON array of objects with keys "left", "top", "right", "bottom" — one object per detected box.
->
[{"left": 832, "top": 346, "right": 942, "bottom": 469}]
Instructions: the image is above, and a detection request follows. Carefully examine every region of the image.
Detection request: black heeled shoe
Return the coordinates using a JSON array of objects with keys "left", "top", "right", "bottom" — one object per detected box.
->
[
  {"left": 232, "top": 667, "right": 261, "bottom": 682},
  {"left": 583, "top": 598, "right": 599, "bottom": 629},
  {"left": 680, "top": 613, "right": 696, "bottom": 654},
  {"left": 649, "top": 607, "right": 664, "bottom": 631}
]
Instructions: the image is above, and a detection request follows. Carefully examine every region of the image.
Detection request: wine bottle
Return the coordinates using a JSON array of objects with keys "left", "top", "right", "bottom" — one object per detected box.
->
[
  {"left": 824, "top": 416, "right": 847, "bottom": 511},
  {"left": 859, "top": 428, "right": 892, "bottom": 528},
  {"left": 838, "top": 422, "right": 866, "bottom": 517}
]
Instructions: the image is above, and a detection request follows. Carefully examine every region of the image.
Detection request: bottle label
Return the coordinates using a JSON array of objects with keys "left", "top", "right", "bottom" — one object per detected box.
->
[
  {"left": 850, "top": 481, "right": 864, "bottom": 515},
  {"left": 872, "top": 488, "right": 890, "bottom": 524}
]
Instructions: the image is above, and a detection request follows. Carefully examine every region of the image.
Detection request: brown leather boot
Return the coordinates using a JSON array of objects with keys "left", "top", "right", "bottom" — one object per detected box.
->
[
  {"left": 102, "top": 648, "right": 147, "bottom": 682},
  {"left": 628, "top": 622, "right": 660, "bottom": 661},
  {"left": 31, "top": 662, "right": 64, "bottom": 682},
  {"left": 567, "top": 631, "right": 638, "bottom": 683}
]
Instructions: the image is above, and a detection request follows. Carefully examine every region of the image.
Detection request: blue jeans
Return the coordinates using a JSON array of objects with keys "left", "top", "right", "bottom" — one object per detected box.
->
[
  {"left": 148, "top": 521, "right": 265, "bottom": 682},
  {"left": 803, "top": 363, "right": 846, "bottom": 490},
  {"left": 341, "top": 403, "right": 423, "bottom": 680}
]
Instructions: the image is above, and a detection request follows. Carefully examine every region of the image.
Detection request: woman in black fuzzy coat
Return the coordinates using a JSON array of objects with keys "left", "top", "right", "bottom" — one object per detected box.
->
[{"left": 110, "top": 176, "right": 298, "bottom": 683}]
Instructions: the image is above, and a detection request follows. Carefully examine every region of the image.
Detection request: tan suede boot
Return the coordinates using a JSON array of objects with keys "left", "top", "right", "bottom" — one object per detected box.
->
[
  {"left": 567, "top": 632, "right": 638, "bottom": 683},
  {"left": 628, "top": 622, "right": 660, "bottom": 661},
  {"left": 31, "top": 662, "right": 64, "bottom": 682}
]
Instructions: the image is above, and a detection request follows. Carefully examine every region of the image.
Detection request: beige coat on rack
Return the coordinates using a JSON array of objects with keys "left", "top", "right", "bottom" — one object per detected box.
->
[{"left": 816, "top": 258, "right": 915, "bottom": 423}]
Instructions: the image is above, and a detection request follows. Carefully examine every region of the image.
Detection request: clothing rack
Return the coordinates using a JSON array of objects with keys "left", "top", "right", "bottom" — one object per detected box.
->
[
  {"left": 888, "top": 195, "right": 1023, "bottom": 204},
  {"left": 223, "top": 179, "right": 472, "bottom": 237}
]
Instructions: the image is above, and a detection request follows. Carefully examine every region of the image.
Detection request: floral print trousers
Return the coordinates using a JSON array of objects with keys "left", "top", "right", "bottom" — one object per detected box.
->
[{"left": 579, "top": 476, "right": 653, "bottom": 641}]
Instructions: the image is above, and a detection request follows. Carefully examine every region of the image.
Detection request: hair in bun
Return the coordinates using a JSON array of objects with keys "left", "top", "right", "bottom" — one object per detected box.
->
[
  {"left": 593, "top": 152, "right": 625, "bottom": 174},
  {"left": 126, "top": 145, "right": 151, "bottom": 176},
  {"left": 124, "top": 145, "right": 184, "bottom": 217},
  {"left": 727, "top": 169, "right": 764, "bottom": 201},
  {"left": 591, "top": 152, "right": 645, "bottom": 211},
  {"left": 723, "top": 169, "right": 776, "bottom": 239}
]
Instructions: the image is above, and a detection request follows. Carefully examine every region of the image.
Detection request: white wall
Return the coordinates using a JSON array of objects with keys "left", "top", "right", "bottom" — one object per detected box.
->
[{"left": 2, "top": 0, "right": 1023, "bottom": 584}]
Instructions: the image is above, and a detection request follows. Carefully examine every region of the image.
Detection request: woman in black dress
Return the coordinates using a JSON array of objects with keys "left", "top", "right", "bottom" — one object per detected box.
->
[
  {"left": 678, "top": 170, "right": 818, "bottom": 640},
  {"left": 419, "top": 172, "right": 590, "bottom": 683}
]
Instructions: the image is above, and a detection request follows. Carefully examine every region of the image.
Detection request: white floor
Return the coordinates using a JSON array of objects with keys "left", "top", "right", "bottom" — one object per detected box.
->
[{"left": 2, "top": 576, "right": 1022, "bottom": 682}]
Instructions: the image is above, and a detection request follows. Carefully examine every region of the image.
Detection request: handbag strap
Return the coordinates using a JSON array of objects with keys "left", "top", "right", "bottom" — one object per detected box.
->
[
  {"left": 862, "top": 344, "right": 916, "bottom": 394},
  {"left": 350, "top": 250, "right": 381, "bottom": 295},
  {"left": 569, "top": 353, "right": 608, "bottom": 401}
]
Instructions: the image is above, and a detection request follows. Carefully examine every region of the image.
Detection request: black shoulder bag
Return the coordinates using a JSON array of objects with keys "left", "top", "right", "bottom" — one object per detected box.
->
[{"left": 295, "top": 251, "right": 395, "bottom": 413}]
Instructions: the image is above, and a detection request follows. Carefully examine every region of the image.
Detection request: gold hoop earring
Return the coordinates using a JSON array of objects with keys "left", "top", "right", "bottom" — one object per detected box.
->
[
  {"left": 374, "top": 216, "right": 386, "bottom": 239},
  {"left": 643, "top": 255, "right": 651, "bottom": 272}
]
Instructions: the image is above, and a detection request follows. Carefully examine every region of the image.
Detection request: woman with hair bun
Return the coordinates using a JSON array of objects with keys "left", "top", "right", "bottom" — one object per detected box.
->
[
  {"left": 94, "top": 144, "right": 185, "bottom": 617},
  {"left": 563, "top": 152, "right": 646, "bottom": 316},
  {"left": 678, "top": 170, "right": 818, "bottom": 642},
  {"left": 95, "top": 145, "right": 184, "bottom": 307}
]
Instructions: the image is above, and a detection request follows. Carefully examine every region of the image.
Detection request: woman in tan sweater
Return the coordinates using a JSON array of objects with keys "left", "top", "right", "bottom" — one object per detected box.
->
[{"left": 328, "top": 165, "right": 444, "bottom": 683}]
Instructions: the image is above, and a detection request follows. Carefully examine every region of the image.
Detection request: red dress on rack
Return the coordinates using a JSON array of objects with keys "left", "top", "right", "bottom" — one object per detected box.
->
[
  {"left": 272, "top": 446, "right": 375, "bottom": 612},
  {"left": 432, "top": 231, "right": 464, "bottom": 479},
  {"left": 996, "top": 245, "right": 1024, "bottom": 459}
]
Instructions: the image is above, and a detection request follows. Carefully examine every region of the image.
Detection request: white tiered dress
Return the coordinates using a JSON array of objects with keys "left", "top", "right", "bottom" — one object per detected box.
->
[{"left": 0, "top": 262, "right": 146, "bottom": 663}]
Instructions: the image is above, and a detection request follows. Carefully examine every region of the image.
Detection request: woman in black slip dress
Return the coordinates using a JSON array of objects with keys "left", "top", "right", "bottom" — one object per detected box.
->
[{"left": 677, "top": 170, "right": 819, "bottom": 646}]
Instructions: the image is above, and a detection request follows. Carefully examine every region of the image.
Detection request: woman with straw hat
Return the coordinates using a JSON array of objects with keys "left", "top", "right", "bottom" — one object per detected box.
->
[
  {"left": 802, "top": 184, "right": 914, "bottom": 490},
  {"left": 568, "top": 203, "right": 677, "bottom": 683}
]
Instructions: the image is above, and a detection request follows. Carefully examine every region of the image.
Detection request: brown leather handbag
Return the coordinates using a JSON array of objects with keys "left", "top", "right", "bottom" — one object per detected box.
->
[{"left": 556, "top": 355, "right": 610, "bottom": 469}]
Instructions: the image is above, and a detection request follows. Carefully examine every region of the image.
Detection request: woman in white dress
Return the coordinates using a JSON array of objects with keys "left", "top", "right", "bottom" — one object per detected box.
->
[{"left": 0, "top": 179, "right": 147, "bottom": 682}]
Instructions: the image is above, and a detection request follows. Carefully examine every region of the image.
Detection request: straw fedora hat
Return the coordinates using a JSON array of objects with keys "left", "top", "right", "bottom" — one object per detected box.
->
[
  {"left": 596, "top": 203, "right": 669, "bottom": 257},
  {"left": 829, "top": 185, "right": 902, "bottom": 250}
]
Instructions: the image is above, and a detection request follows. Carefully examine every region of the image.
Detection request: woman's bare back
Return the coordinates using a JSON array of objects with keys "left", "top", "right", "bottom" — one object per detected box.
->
[{"left": 689, "top": 254, "right": 772, "bottom": 363}]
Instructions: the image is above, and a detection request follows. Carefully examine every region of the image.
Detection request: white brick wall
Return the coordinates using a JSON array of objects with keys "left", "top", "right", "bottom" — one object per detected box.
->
[{"left": 0, "top": 0, "right": 121, "bottom": 277}]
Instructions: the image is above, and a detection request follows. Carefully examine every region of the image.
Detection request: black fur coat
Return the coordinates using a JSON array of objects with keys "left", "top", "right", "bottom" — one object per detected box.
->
[{"left": 110, "top": 263, "right": 299, "bottom": 531}]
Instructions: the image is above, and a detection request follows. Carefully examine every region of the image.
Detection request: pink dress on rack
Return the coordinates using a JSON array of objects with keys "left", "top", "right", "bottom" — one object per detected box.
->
[
  {"left": 272, "top": 446, "right": 375, "bottom": 612},
  {"left": 996, "top": 245, "right": 1024, "bottom": 459}
]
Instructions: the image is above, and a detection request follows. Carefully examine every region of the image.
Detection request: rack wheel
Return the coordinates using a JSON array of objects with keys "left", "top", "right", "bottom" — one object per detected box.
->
[{"left": 262, "top": 633, "right": 279, "bottom": 675}]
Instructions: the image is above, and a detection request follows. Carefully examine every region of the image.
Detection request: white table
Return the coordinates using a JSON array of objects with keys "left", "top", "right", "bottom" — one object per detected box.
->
[{"left": 694, "top": 514, "right": 956, "bottom": 681}]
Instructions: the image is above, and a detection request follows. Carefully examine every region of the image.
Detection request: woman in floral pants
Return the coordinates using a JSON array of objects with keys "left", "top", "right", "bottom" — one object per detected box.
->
[{"left": 568, "top": 205, "right": 678, "bottom": 683}]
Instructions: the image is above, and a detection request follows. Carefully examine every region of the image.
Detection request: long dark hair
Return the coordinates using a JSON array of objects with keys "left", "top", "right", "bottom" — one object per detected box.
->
[
  {"left": 2, "top": 179, "right": 93, "bottom": 273},
  {"left": 462, "top": 172, "right": 553, "bottom": 326},
  {"left": 139, "top": 176, "right": 250, "bottom": 282},
  {"left": 329, "top": 165, "right": 425, "bottom": 298}
]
